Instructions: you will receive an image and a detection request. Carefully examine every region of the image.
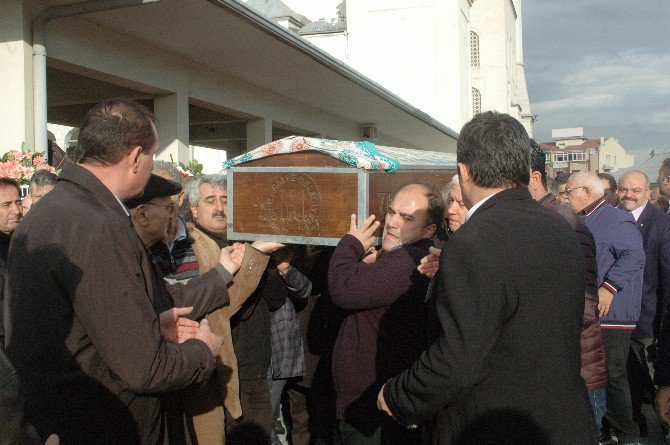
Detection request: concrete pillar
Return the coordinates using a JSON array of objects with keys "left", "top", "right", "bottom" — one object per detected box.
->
[
  {"left": 246, "top": 117, "right": 272, "bottom": 151},
  {"left": 154, "top": 92, "right": 190, "bottom": 163},
  {"left": 0, "top": 1, "right": 34, "bottom": 154}
]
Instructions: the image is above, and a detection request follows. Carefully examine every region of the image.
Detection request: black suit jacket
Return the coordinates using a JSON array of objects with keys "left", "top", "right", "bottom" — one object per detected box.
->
[
  {"left": 384, "top": 187, "right": 597, "bottom": 445},
  {"left": 632, "top": 201, "right": 670, "bottom": 339}
]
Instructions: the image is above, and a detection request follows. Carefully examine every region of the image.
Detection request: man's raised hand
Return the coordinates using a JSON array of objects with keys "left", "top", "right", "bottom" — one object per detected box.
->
[{"left": 348, "top": 214, "right": 379, "bottom": 252}]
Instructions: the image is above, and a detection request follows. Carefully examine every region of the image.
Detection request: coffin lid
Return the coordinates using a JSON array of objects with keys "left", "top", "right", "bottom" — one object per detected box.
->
[{"left": 222, "top": 136, "right": 457, "bottom": 172}]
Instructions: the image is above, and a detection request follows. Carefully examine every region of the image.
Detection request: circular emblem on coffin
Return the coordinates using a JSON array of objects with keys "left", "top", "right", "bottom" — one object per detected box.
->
[{"left": 264, "top": 173, "right": 322, "bottom": 235}]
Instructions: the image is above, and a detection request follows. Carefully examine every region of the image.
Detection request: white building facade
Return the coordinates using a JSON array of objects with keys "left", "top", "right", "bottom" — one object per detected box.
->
[{"left": 278, "top": 0, "right": 533, "bottom": 136}]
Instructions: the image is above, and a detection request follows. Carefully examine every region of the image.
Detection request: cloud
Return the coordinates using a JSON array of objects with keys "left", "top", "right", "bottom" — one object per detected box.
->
[{"left": 534, "top": 94, "right": 616, "bottom": 113}]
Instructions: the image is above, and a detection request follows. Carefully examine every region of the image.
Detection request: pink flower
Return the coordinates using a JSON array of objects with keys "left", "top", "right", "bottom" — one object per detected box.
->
[{"left": 32, "top": 155, "right": 46, "bottom": 166}]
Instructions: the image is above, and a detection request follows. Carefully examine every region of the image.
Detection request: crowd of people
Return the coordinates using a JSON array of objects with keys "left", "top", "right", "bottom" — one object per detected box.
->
[{"left": 2, "top": 98, "right": 670, "bottom": 445}]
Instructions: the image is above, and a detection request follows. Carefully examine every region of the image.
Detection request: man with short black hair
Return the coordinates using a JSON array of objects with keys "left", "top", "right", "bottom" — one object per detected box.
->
[
  {"left": 528, "top": 141, "right": 607, "bottom": 436},
  {"left": 599, "top": 173, "right": 619, "bottom": 207},
  {"left": 378, "top": 112, "right": 596, "bottom": 444},
  {"left": 0, "top": 177, "right": 22, "bottom": 348},
  {"left": 4, "top": 98, "right": 229, "bottom": 444},
  {"left": 556, "top": 171, "right": 571, "bottom": 204},
  {"left": 29, "top": 169, "right": 58, "bottom": 204}
]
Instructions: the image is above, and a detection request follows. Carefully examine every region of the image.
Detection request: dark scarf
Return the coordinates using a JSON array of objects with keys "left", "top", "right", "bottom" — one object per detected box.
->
[{"left": 194, "top": 222, "right": 228, "bottom": 248}]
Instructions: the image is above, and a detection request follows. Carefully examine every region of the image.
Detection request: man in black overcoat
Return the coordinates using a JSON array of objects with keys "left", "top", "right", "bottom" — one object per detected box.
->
[
  {"left": 4, "top": 99, "right": 236, "bottom": 444},
  {"left": 377, "top": 111, "right": 598, "bottom": 444}
]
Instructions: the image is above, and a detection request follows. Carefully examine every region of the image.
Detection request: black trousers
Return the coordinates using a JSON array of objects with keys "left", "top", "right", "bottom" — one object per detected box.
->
[{"left": 602, "top": 329, "right": 639, "bottom": 443}]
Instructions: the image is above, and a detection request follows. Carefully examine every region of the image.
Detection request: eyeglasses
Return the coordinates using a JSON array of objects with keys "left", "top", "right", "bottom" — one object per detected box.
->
[
  {"left": 560, "top": 186, "right": 585, "bottom": 196},
  {"left": 145, "top": 202, "right": 175, "bottom": 213}
]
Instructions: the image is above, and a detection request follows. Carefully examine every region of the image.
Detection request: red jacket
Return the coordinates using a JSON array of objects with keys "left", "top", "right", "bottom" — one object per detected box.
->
[{"left": 539, "top": 193, "right": 607, "bottom": 389}]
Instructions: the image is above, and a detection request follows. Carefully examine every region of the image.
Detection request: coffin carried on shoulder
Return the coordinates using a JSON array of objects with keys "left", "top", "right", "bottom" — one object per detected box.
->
[{"left": 224, "top": 136, "right": 456, "bottom": 246}]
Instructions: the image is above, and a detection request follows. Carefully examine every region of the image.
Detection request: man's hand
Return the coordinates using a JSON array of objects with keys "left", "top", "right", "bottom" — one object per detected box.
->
[
  {"left": 348, "top": 214, "right": 380, "bottom": 253},
  {"left": 251, "top": 241, "right": 285, "bottom": 253},
  {"left": 274, "top": 247, "right": 294, "bottom": 275},
  {"left": 657, "top": 386, "right": 670, "bottom": 424},
  {"left": 417, "top": 246, "right": 441, "bottom": 278},
  {"left": 361, "top": 246, "right": 379, "bottom": 264},
  {"left": 219, "top": 245, "right": 241, "bottom": 275},
  {"left": 195, "top": 319, "right": 224, "bottom": 356},
  {"left": 597, "top": 286, "right": 615, "bottom": 316},
  {"left": 230, "top": 242, "right": 246, "bottom": 268},
  {"left": 159, "top": 307, "right": 199, "bottom": 343},
  {"left": 377, "top": 383, "right": 395, "bottom": 419}
]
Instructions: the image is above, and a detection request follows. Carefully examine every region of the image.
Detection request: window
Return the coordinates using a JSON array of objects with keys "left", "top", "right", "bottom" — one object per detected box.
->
[
  {"left": 544, "top": 152, "right": 550, "bottom": 163},
  {"left": 472, "top": 88, "right": 481, "bottom": 115},
  {"left": 470, "top": 31, "right": 480, "bottom": 67},
  {"left": 554, "top": 152, "right": 568, "bottom": 162},
  {"left": 569, "top": 152, "right": 586, "bottom": 161}
]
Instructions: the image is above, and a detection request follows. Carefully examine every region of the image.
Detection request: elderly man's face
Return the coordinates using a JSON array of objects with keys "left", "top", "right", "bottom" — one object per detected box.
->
[
  {"left": 617, "top": 172, "right": 649, "bottom": 212},
  {"left": 192, "top": 183, "right": 227, "bottom": 234},
  {"left": 143, "top": 196, "right": 175, "bottom": 245},
  {"left": 382, "top": 185, "right": 433, "bottom": 252},
  {"left": 0, "top": 186, "right": 23, "bottom": 235},
  {"left": 565, "top": 178, "right": 591, "bottom": 214},
  {"left": 30, "top": 184, "right": 55, "bottom": 204},
  {"left": 445, "top": 186, "right": 467, "bottom": 233}
]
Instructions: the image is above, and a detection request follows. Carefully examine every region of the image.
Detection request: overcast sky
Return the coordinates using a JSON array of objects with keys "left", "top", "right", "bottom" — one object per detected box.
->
[
  {"left": 279, "top": 1, "right": 669, "bottom": 160},
  {"left": 523, "top": 1, "right": 670, "bottom": 159}
]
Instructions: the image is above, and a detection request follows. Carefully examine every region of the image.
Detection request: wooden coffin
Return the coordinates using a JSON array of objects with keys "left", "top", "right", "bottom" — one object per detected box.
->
[{"left": 226, "top": 140, "right": 456, "bottom": 245}]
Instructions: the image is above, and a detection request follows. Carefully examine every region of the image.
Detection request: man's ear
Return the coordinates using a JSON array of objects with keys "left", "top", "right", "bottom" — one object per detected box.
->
[
  {"left": 457, "top": 162, "right": 471, "bottom": 183},
  {"left": 423, "top": 223, "right": 437, "bottom": 239},
  {"left": 529, "top": 170, "right": 542, "bottom": 190},
  {"left": 128, "top": 145, "right": 143, "bottom": 174},
  {"left": 131, "top": 206, "right": 147, "bottom": 226},
  {"left": 190, "top": 205, "right": 198, "bottom": 220}
]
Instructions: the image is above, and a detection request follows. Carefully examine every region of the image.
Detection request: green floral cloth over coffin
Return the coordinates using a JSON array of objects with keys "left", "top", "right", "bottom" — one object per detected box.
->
[{"left": 221, "top": 136, "right": 456, "bottom": 172}]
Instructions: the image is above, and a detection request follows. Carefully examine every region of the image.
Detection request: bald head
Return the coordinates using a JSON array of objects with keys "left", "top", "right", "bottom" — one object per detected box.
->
[
  {"left": 617, "top": 170, "right": 650, "bottom": 212},
  {"left": 381, "top": 182, "right": 443, "bottom": 252}
]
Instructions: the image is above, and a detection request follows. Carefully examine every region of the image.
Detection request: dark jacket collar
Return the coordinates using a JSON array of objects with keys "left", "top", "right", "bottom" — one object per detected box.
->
[
  {"left": 58, "top": 163, "right": 128, "bottom": 217},
  {"left": 194, "top": 222, "right": 228, "bottom": 248},
  {"left": 537, "top": 192, "right": 556, "bottom": 207},
  {"left": 469, "top": 187, "right": 533, "bottom": 220},
  {"left": 579, "top": 197, "right": 606, "bottom": 217}
]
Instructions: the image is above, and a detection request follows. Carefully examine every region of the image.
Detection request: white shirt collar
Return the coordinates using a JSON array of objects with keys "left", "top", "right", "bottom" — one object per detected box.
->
[
  {"left": 624, "top": 201, "right": 647, "bottom": 221},
  {"left": 115, "top": 196, "right": 130, "bottom": 217},
  {"left": 465, "top": 193, "right": 497, "bottom": 222}
]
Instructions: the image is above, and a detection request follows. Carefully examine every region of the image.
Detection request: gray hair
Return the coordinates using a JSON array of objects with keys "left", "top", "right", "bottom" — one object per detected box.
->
[
  {"left": 152, "top": 161, "right": 183, "bottom": 183},
  {"left": 29, "top": 169, "right": 58, "bottom": 189},
  {"left": 185, "top": 174, "right": 227, "bottom": 207},
  {"left": 440, "top": 174, "right": 459, "bottom": 202},
  {"left": 569, "top": 171, "right": 604, "bottom": 198}
]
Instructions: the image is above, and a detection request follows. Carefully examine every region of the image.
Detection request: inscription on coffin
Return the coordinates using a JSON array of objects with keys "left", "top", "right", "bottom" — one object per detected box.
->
[{"left": 257, "top": 173, "right": 322, "bottom": 235}]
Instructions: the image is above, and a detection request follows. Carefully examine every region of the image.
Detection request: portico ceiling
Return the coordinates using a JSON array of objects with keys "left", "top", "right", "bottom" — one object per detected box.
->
[{"left": 41, "top": 0, "right": 458, "bottom": 152}]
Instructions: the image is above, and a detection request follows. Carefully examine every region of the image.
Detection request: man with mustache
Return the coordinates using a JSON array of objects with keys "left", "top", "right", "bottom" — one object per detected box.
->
[{"left": 615, "top": 170, "right": 670, "bottom": 438}]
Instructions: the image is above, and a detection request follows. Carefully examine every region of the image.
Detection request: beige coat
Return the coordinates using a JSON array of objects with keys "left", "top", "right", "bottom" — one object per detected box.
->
[{"left": 186, "top": 228, "right": 268, "bottom": 443}]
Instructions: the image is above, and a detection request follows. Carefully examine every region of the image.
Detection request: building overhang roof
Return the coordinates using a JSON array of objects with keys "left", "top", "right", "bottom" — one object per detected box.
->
[{"left": 43, "top": 0, "right": 458, "bottom": 151}]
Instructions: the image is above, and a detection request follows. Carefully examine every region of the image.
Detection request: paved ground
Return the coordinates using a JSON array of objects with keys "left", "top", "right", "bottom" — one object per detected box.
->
[{"left": 275, "top": 402, "right": 668, "bottom": 444}]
